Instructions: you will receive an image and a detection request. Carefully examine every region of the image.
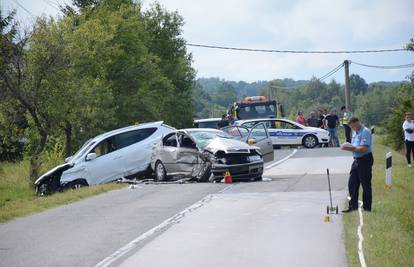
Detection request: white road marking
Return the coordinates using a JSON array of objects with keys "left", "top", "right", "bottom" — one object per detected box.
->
[
  {"left": 265, "top": 149, "right": 298, "bottom": 170},
  {"left": 357, "top": 200, "right": 367, "bottom": 267},
  {"left": 94, "top": 185, "right": 233, "bottom": 267}
]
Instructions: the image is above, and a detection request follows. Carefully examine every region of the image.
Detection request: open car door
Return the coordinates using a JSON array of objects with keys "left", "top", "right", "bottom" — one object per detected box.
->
[{"left": 221, "top": 123, "right": 274, "bottom": 162}]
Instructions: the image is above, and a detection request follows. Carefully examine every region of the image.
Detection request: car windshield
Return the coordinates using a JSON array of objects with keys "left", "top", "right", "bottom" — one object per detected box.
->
[
  {"left": 195, "top": 121, "right": 220, "bottom": 129},
  {"left": 188, "top": 130, "right": 231, "bottom": 150},
  {"left": 70, "top": 139, "right": 95, "bottom": 162}
]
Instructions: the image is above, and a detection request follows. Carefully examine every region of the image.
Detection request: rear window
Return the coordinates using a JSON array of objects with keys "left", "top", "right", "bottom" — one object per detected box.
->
[
  {"left": 115, "top": 128, "right": 157, "bottom": 149},
  {"left": 195, "top": 121, "right": 220, "bottom": 129}
]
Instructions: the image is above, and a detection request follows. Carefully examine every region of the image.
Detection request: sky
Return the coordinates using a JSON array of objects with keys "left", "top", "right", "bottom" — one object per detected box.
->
[{"left": 2, "top": 0, "right": 414, "bottom": 83}]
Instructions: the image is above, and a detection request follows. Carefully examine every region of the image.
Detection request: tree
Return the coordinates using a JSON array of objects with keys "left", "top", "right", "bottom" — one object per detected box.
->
[{"left": 350, "top": 74, "right": 368, "bottom": 95}]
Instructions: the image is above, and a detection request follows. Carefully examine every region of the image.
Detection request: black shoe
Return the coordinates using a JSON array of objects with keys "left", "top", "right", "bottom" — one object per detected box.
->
[
  {"left": 342, "top": 208, "right": 356, "bottom": 213},
  {"left": 363, "top": 208, "right": 371, "bottom": 212}
]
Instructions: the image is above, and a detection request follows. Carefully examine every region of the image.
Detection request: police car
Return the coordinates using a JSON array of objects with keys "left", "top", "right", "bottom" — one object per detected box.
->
[{"left": 233, "top": 118, "right": 329, "bottom": 148}]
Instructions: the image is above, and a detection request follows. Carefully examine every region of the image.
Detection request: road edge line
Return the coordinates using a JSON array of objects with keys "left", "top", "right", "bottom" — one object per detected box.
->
[
  {"left": 265, "top": 148, "right": 298, "bottom": 170},
  {"left": 357, "top": 200, "right": 367, "bottom": 267},
  {"left": 94, "top": 185, "right": 232, "bottom": 267}
]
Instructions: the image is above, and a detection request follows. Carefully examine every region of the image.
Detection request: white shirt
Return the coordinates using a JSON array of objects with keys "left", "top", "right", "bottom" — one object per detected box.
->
[{"left": 403, "top": 120, "right": 414, "bottom": 141}]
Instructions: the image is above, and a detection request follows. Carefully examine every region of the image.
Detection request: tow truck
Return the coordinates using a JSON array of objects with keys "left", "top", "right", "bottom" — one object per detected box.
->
[{"left": 228, "top": 96, "right": 284, "bottom": 120}]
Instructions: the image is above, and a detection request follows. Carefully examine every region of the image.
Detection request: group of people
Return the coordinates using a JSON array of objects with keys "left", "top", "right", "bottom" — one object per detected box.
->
[{"left": 295, "top": 106, "right": 352, "bottom": 147}]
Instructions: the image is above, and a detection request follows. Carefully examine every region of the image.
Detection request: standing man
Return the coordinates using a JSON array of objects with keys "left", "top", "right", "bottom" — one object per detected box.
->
[
  {"left": 307, "top": 111, "right": 319, "bottom": 127},
  {"left": 341, "top": 106, "right": 352, "bottom": 143},
  {"left": 325, "top": 110, "right": 340, "bottom": 147},
  {"left": 341, "top": 117, "right": 373, "bottom": 212},
  {"left": 403, "top": 112, "right": 414, "bottom": 168},
  {"left": 217, "top": 114, "right": 229, "bottom": 128}
]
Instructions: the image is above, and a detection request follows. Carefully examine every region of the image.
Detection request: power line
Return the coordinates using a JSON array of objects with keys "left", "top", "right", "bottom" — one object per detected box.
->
[
  {"left": 12, "top": 0, "right": 35, "bottom": 18},
  {"left": 350, "top": 61, "right": 414, "bottom": 69},
  {"left": 187, "top": 43, "right": 408, "bottom": 54},
  {"left": 318, "top": 62, "right": 344, "bottom": 81}
]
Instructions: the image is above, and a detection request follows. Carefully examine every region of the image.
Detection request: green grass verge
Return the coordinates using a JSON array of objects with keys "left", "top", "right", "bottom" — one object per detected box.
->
[
  {"left": 344, "top": 137, "right": 414, "bottom": 267},
  {"left": 0, "top": 160, "right": 125, "bottom": 223}
]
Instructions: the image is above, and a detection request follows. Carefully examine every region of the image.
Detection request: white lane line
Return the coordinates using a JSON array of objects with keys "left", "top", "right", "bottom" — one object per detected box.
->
[
  {"left": 94, "top": 185, "right": 233, "bottom": 267},
  {"left": 357, "top": 200, "right": 367, "bottom": 267},
  {"left": 265, "top": 149, "right": 298, "bottom": 170}
]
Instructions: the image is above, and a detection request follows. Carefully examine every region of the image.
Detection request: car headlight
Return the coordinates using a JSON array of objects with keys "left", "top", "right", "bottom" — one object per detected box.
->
[{"left": 248, "top": 155, "right": 262, "bottom": 162}]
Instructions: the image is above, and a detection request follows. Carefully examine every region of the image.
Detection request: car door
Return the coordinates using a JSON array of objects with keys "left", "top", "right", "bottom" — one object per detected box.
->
[
  {"left": 85, "top": 136, "right": 124, "bottom": 185},
  {"left": 247, "top": 123, "right": 274, "bottom": 162},
  {"left": 176, "top": 133, "right": 200, "bottom": 175},
  {"left": 272, "top": 120, "right": 304, "bottom": 145},
  {"left": 160, "top": 133, "right": 179, "bottom": 174},
  {"left": 114, "top": 127, "right": 158, "bottom": 176}
]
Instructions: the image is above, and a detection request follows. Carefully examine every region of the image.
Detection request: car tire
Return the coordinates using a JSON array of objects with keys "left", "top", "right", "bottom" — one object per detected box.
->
[
  {"left": 302, "top": 134, "right": 318, "bottom": 149},
  {"left": 254, "top": 176, "right": 263, "bottom": 182},
  {"left": 154, "top": 161, "right": 167, "bottom": 181},
  {"left": 197, "top": 163, "right": 212, "bottom": 183}
]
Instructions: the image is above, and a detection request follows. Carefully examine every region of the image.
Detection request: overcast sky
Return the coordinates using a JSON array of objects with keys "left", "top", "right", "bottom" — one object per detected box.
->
[{"left": 2, "top": 0, "right": 414, "bottom": 83}]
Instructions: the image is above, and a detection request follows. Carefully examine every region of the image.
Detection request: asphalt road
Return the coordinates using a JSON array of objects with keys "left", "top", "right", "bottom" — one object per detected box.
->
[{"left": 0, "top": 148, "right": 353, "bottom": 267}]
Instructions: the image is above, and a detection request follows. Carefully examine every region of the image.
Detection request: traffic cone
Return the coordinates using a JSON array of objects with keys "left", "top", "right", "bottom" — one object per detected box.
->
[{"left": 224, "top": 171, "right": 232, "bottom": 184}]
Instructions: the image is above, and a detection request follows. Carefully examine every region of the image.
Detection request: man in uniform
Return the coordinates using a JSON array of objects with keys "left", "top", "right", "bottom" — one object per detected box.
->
[
  {"left": 341, "top": 117, "right": 373, "bottom": 212},
  {"left": 403, "top": 112, "right": 414, "bottom": 167},
  {"left": 341, "top": 106, "right": 352, "bottom": 143}
]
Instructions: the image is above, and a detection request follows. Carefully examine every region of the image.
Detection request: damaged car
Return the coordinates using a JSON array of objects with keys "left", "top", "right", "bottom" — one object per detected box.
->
[
  {"left": 34, "top": 121, "right": 175, "bottom": 195},
  {"left": 150, "top": 128, "right": 266, "bottom": 183}
]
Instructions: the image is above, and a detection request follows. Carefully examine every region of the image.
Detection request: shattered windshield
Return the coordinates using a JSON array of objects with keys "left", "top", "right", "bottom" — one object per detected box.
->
[{"left": 188, "top": 131, "right": 231, "bottom": 150}]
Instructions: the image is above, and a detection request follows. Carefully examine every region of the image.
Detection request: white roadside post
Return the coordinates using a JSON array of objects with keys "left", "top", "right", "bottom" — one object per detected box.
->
[{"left": 385, "top": 152, "right": 392, "bottom": 188}]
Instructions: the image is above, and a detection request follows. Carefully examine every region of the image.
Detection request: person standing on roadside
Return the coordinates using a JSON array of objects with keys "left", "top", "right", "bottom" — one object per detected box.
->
[
  {"left": 341, "top": 106, "right": 352, "bottom": 143},
  {"left": 217, "top": 114, "right": 229, "bottom": 128},
  {"left": 341, "top": 117, "right": 373, "bottom": 212},
  {"left": 403, "top": 112, "right": 414, "bottom": 168},
  {"left": 325, "top": 110, "right": 340, "bottom": 147},
  {"left": 296, "top": 111, "right": 307, "bottom": 126},
  {"left": 307, "top": 111, "right": 319, "bottom": 127}
]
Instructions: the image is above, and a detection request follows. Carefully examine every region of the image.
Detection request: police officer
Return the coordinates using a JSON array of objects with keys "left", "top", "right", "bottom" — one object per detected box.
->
[
  {"left": 341, "top": 117, "right": 373, "bottom": 212},
  {"left": 341, "top": 106, "right": 352, "bottom": 143}
]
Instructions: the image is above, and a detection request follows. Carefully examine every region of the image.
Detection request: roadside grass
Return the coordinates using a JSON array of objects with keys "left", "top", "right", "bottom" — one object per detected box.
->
[
  {"left": 0, "top": 160, "right": 125, "bottom": 223},
  {"left": 343, "top": 136, "right": 414, "bottom": 267}
]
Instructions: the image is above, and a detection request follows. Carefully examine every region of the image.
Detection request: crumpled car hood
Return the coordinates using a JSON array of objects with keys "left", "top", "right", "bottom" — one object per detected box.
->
[
  {"left": 34, "top": 163, "right": 73, "bottom": 185},
  {"left": 204, "top": 137, "right": 259, "bottom": 154}
]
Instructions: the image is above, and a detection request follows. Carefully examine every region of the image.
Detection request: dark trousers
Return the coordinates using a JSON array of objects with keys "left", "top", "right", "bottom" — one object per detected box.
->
[
  {"left": 344, "top": 124, "right": 352, "bottom": 143},
  {"left": 406, "top": 140, "right": 414, "bottom": 164},
  {"left": 348, "top": 153, "right": 373, "bottom": 210}
]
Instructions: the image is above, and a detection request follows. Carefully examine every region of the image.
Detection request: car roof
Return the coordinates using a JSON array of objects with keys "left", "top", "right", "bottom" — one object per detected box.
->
[
  {"left": 193, "top": 118, "right": 221, "bottom": 123},
  {"left": 180, "top": 128, "right": 223, "bottom": 134},
  {"left": 91, "top": 121, "right": 169, "bottom": 143}
]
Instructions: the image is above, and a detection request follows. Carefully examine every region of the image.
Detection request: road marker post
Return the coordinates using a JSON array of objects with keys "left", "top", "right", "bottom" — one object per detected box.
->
[{"left": 385, "top": 152, "right": 392, "bottom": 189}]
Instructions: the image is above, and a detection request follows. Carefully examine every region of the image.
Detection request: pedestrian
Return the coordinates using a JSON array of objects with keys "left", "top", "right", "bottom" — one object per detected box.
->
[
  {"left": 217, "top": 114, "right": 229, "bottom": 128},
  {"left": 341, "top": 106, "right": 352, "bottom": 143},
  {"left": 341, "top": 117, "right": 373, "bottom": 212},
  {"left": 325, "top": 110, "right": 340, "bottom": 147},
  {"left": 403, "top": 112, "right": 414, "bottom": 168},
  {"left": 296, "top": 111, "right": 307, "bottom": 126},
  {"left": 307, "top": 111, "right": 319, "bottom": 127}
]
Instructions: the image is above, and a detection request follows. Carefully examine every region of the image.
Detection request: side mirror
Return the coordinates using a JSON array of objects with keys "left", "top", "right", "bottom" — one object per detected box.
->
[
  {"left": 64, "top": 156, "right": 73, "bottom": 163},
  {"left": 86, "top": 153, "right": 97, "bottom": 161},
  {"left": 248, "top": 138, "right": 256, "bottom": 145}
]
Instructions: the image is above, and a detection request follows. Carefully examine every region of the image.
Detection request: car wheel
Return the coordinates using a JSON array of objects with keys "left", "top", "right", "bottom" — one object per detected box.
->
[
  {"left": 302, "top": 135, "right": 318, "bottom": 149},
  {"left": 155, "top": 161, "right": 167, "bottom": 181},
  {"left": 254, "top": 176, "right": 263, "bottom": 182},
  {"left": 197, "top": 162, "right": 212, "bottom": 183}
]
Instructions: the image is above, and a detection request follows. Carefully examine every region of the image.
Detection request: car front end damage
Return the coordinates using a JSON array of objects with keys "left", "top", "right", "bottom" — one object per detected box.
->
[
  {"left": 34, "top": 163, "right": 74, "bottom": 196},
  {"left": 201, "top": 138, "right": 264, "bottom": 182}
]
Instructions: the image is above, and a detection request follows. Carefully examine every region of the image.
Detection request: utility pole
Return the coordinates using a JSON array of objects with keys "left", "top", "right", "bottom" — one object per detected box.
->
[{"left": 344, "top": 60, "right": 351, "bottom": 110}]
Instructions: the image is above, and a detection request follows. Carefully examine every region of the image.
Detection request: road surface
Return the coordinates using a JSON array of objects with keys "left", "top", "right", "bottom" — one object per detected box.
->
[{"left": 0, "top": 148, "right": 353, "bottom": 267}]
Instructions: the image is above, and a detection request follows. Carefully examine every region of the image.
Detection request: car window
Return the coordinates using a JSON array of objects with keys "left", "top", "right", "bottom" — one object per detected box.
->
[
  {"left": 163, "top": 133, "right": 177, "bottom": 147},
  {"left": 221, "top": 127, "right": 249, "bottom": 140},
  {"left": 275, "top": 121, "right": 301, "bottom": 130},
  {"left": 178, "top": 134, "right": 197, "bottom": 149},
  {"left": 115, "top": 128, "right": 157, "bottom": 150},
  {"left": 195, "top": 121, "right": 220, "bottom": 129},
  {"left": 250, "top": 124, "right": 268, "bottom": 141},
  {"left": 91, "top": 137, "right": 116, "bottom": 158},
  {"left": 242, "top": 122, "right": 256, "bottom": 128}
]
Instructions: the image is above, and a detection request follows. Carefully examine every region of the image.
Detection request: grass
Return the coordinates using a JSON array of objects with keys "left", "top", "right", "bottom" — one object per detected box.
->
[
  {"left": 343, "top": 136, "right": 414, "bottom": 267},
  {"left": 0, "top": 160, "right": 125, "bottom": 223}
]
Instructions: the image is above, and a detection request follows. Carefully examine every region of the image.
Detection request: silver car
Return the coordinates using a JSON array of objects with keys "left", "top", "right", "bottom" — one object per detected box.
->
[
  {"left": 150, "top": 128, "right": 266, "bottom": 182},
  {"left": 35, "top": 121, "right": 175, "bottom": 195}
]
